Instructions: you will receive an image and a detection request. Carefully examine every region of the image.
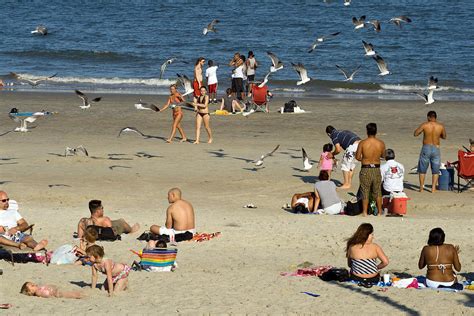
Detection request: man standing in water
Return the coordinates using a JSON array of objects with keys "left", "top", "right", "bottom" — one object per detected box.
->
[
  {"left": 414, "top": 111, "right": 447, "bottom": 192},
  {"left": 356, "top": 123, "right": 386, "bottom": 216}
]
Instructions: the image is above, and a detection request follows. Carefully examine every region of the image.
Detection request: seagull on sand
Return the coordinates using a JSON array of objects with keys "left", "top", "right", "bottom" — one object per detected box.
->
[
  {"left": 65, "top": 145, "right": 89, "bottom": 157},
  {"left": 254, "top": 145, "right": 280, "bottom": 167},
  {"left": 31, "top": 25, "right": 48, "bottom": 35},
  {"left": 428, "top": 76, "right": 438, "bottom": 90},
  {"left": 160, "top": 58, "right": 176, "bottom": 79},
  {"left": 258, "top": 71, "right": 272, "bottom": 88},
  {"left": 117, "top": 127, "right": 146, "bottom": 138},
  {"left": 413, "top": 89, "right": 435, "bottom": 105},
  {"left": 352, "top": 16, "right": 366, "bottom": 30},
  {"left": 389, "top": 16, "right": 412, "bottom": 28},
  {"left": 372, "top": 55, "right": 391, "bottom": 76},
  {"left": 291, "top": 63, "right": 311, "bottom": 85},
  {"left": 10, "top": 72, "right": 57, "bottom": 86},
  {"left": 267, "top": 52, "right": 283, "bottom": 72},
  {"left": 302, "top": 148, "right": 313, "bottom": 170},
  {"left": 203, "top": 19, "right": 219, "bottom": 35},
  {"left": 176, "top": 73, "right": 194, "bottom": 96},
  {"left": 134, "top": 99, "right": 160, "bottom": 111},
  {"left": 8, "top": 108, "right": 48, "bottom": 132},
  {"left": 362, "top": 40, "right": 376, "bottom": 56},
  {"left": 75, "top": 90, "right": 101, "bottom": 109},
  {"left": 308, "top": 32, "right": 341, "bottom": 53},
  {"left": 335, "top": 65, "right": 361, "bottom": 81}
]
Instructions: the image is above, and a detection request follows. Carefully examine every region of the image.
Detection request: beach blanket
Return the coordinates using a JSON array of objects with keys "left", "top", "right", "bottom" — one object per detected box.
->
[
  {"left": 191, "top": 232, "right": 221, "bottom": 242},
  {"left": 0, "top": 249, "right": 50, "bottom": 264}
]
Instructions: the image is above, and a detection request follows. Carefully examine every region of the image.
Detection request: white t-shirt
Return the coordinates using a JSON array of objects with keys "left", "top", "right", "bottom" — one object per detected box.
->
[
  {"left": 0, "top": 200, "right": 23, "bottom": 229},
  {"left": 380, "top": 160, "right": 405, "bottom": 193},
  {"left": 205, "top": 66, "right": 218, "bottom": 85},
  {"left": 232, "top": 65, "right": 244, "bottom": 79}
]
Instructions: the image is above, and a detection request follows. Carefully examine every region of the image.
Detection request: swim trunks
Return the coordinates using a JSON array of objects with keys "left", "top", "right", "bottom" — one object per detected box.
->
[
  {"left": 341, "top": 142, "right": 359, "bottom": 172},
  {"left": 193, "top": 80, "right": 201, "bottom": 97},
  {"left": 417, "top": 144, "right": 441, "bottom": 174},
  {"left": 1, "top": 231, "right": 28, "bottom": 243},
  {"left": 208, "top": 83, "right": 217, "bottom": 94},
  {"left": 359, "top": 166, "right": 382, "bottom": 199}
]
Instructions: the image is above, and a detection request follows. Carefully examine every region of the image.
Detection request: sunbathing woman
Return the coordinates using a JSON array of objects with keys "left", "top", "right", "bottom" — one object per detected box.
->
[
  {"left": 346, "top": 223, "right": 389, "bottom": 286},
  {"left": 159, "top": 84, "right": 187, "bottom": 143},
  {"left": 86, "top": 245, "right": 130, "bottom": 297},
  {"left": 20, "top": 281, "right": 84, "bottom": 299},
  {"left": 418, "top": 227, "right": 461, "bottom": 289},
  {"left": 193, "top": 86, "right": 213, "bottom": 144},
  {"left": 290, "top": 192, "right": 316, "bottom": 213}
]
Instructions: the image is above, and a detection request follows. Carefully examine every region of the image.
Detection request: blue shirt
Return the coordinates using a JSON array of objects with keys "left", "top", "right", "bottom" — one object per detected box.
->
[{"left": 330, "top": 130, "right": 361, "bottom": 150}]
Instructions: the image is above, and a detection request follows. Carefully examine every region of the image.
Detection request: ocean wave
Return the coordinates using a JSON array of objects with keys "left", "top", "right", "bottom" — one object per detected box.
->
[
  {"left": 381, "top": 84, "right": 474, "bottom": 94},
  {"left": 331, "top": 88, "right": 388, "bottom": 94},
  {"left": 2, "top": 49, "right": 141, "bottom": 62}
]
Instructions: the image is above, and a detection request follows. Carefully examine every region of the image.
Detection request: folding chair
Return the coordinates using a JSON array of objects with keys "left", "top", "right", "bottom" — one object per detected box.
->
[
  {"left": 454, "top": 150, "right": 474, "bottom": 192},
  {"left": 248, "top": 85, "right": 269, "bottom": 113}
]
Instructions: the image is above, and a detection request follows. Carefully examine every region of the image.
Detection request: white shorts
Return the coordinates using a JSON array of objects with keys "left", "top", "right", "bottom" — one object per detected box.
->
[
  {"left": 341, "top": 143, "right": 359, "bottom": 172},
  {"left": 322, "top": 202, "right": 343, "bottom": 215},
  {"left": 158, "top": 227, "right": 196, "bottom": 236}
]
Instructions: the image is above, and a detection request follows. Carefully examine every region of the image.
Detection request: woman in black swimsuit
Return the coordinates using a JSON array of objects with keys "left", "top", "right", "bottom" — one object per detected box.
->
[{"left": 193, "top": 86, "right": 213, "bottom": 144}]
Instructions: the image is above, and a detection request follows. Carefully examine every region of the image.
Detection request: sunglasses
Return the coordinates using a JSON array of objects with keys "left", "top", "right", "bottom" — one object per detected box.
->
[{"left": 1, "top": 198, "right": 9, "bottom": 203}]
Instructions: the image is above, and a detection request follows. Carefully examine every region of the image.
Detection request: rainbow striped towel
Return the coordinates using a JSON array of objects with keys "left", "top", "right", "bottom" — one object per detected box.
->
[{"left": 133, "top": 248, "right": 177, "bottom": 271}]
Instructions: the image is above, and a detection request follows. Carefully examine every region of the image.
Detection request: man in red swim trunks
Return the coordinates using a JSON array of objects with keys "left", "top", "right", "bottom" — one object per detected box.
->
[{"left": 194, "top": 57, "right": 205, "bottom": 97}]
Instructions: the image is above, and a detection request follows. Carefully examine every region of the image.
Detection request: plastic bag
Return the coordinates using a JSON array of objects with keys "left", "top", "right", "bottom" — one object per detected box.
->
[{"left": 50, "top": 244, "right": 77, "bottom": 265}]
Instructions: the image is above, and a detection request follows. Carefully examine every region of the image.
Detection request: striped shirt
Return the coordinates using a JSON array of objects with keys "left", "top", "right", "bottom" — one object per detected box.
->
[
  {"left": 351, "top": 258, "right": 378, "bottom": 275},
  {"left": 330, "top": 130, "right": 361, "bottom": 150}
]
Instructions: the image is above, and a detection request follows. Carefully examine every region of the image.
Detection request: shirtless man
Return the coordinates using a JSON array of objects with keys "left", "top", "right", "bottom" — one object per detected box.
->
[
  {"left": 414, "top": 111, "right": 447, "bottom": 192},
  {"left": 77, "top": 200, "right": 139, "bottom": 239},
  {"left": 356, "top": 123, "right": 386, "bottom": 216},
  {"left": 193, "top": 57, "right": 205, "bottom": 97},
  {"left": 0, "top": 191, "right": 48, "bottom": 251},
  {"left": 150, "top": 188, "right": 195, "bottom": 238}
]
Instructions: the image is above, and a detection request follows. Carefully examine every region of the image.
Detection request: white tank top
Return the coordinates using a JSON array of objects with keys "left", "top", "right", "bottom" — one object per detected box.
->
[{"left": 247, "top": 57, "right": 256, "bottom": 76}]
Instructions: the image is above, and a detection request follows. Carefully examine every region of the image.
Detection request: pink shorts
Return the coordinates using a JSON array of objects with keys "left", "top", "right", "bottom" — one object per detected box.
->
[{"left": 208, "top": 83, "right": 217, "bottom": 94}]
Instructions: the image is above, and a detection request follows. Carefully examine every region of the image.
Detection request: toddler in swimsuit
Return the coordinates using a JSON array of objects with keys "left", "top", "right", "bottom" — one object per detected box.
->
[
  {"left": 318, "top": 143, "right": 335, "bottom": 178},
  {"left": 86, "top": 245, "right": 130, "bottom": 297},
  {"left": 20, "top": 281, "right": 85, "bottom": 299},
  {"left": 74, "top": 226, "right": 98, "bottom": 265}
]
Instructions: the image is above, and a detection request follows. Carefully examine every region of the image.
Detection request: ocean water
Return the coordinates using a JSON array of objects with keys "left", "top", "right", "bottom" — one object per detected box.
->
[{"left": 0, "top": 0, "right": 473, "bottom": 100}]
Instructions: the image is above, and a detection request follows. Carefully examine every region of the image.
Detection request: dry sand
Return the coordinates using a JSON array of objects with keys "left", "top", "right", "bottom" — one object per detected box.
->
[{"left": 0, "top": 91, "right": 473, "bottom": 314}]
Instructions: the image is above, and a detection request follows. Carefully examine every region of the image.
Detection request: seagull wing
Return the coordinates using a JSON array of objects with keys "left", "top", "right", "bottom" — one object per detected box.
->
[
  {"left": 160, "top": 61, "right": 167, "bottom": 79},
  {"left": 118, "top": 127, "right": 145, "bottom": 137},
  {"left": 369, "top": 20, "right": 381, "bottom": 32},
  {"left": 428, "top": 76, "right": 438, "bottom": 89},
  {"left": 362, "top": 40, "right": 374, "bottom": 54},
  {"left": 349, "top": 65, "right": 362, "bottom": 79},
  {"left": 75, "top": 90, "right": 89, "bottom": 105},
  {"left": 335, "top": 65, "right": 349, "bottom": 80},
  {"left": 258, "top": 71, "right": 271, "bottom": 88},
  {"left": 292, "top": 63, "right": 309, "bottom": 82},
  {"left": 261, "top": 144, "right": 280, "bottom": 160},
  {"left": 397, "top": 16, "right": 412, "bottom": 23},
  {"left": 267, "top": 51, "right": 282, "bottom": 69},
  {"left": 412, "top": 91, "right": 428, "bottom": 102},
  {"left": 373, "top": 55, "right": 388, "bottom": 73},
  {"left": 77, "top": 145, "right": 89, "bottom": 156}
]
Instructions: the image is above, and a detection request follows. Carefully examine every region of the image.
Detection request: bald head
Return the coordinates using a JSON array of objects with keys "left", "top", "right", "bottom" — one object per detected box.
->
[
  {"left": 0, "top": 191, "right": 10, "bottom": 210},
  {"left": 167, "top": 188, "right": 182, "bottom": 203}
]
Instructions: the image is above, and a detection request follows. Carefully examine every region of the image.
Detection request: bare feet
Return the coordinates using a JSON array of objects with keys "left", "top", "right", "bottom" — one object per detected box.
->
[
  {"left": 130, "top": 223, "right": 140, "bottom": 234},
  {"left": 180, "top": 138, "right": 187, "bottom": 143},
  {"left": 33, "top": 239, "right": 48, "bottom": 251},
  {"left": 166, "top": 139, "right": 172, "bottom": 143},
  {"left": 193, "top": 141, "right": 200, "bottom": 144},
  {"left": 18, "top": 242, "right": 27, "bottom": 250},
  {"left": 207, "top": 138, "right": 213, "bottom": 144},
  {"left": 339, "top": 185, "right": 351, "bottom": 190}
]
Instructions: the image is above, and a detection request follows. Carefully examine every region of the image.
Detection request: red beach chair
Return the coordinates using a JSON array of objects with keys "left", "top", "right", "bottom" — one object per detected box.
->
[
  {"left": 454, "top": 150, "right": 474, "bottom": 192},
  {"left": 249, "top": 85, "right": 269, "bottom": 113}
]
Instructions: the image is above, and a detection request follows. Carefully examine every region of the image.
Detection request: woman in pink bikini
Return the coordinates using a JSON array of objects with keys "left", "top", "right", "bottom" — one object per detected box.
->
[{"left": 86, "top": 245, "right": 130, "bottom": 296}]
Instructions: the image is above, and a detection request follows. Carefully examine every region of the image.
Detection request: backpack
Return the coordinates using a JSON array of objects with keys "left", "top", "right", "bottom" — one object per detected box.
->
[
  {"left": 136, "top": 231, "right": 193, "bottom": 243},
  {"left": 319, "top": 268, "right": 350, "bottom": 282},
  {"left": 283, "top": 100, "right": 297, "bottom": 113},
  {"left": 87, "top": 225, "right": 121, "bottom": 241},
  {"left": 344, "top": 200, "right": 362, "bottom": 216}
]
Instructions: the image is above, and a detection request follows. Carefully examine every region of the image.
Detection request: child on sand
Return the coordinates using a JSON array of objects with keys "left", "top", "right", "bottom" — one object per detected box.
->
[
  {"left": 20, "top": 282, "right": 84, "bottom": 299},
  {"left": 86, "top": 245, "right": 130, "bottom": 297},
  {"left": 318, "top": 143, "right": 335, "bottom": 178},
  {"left": 74, "top": 226, "right": 98, "bottom": 265}
]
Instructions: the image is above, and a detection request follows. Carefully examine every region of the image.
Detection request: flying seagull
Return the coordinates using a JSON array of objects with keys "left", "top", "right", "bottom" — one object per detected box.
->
[
  {"left": 258, "top": 71, "right": 272, "bottom": 88},
  {"left": 344, "top": 0, "right": 351, "bottom": 6},
  {"left": 254, "top": 145, "right": 280, "bottom": 167},
  {"left": 389, "top": 16, "right": 412, "bottom": 28},
  {"left": 291, "top": 63, "right": 311, "bottom": 85},
  {"left": 335, "top": 65, "right": 361, "bottom": 81},
  {"left": 362, "top": 40, "right": 376, "bottom": 56},
  {"left": 267, "top": 51, "right": 283, "bottom": 72},
  {"left": 176, "top": 73, "right": 194, "bottom": 96},
  {"left": 302, "top": 148, "right": 313, "bottom": 171},
  {"left": 373, "top": 55, "right": 391, "bottom": 76},
  {"left": 117, "top": 127, "right": 145, "bottom": 138},
  {"left": 65, "top": 145, "right": 89, "bottom": 157},
  {"left": 413, "top": 90, "right": 435, "bottom": 105},
  {"left": 10, "top": 72, "right": 57, "bottom": 86},
  {"left": 31, "top": 25, "right": 47, "bottom": 35},
  {"left": 352, "top": 16, "right": 366, "bottom": 29},
  {"left": 160, "top": 58, "right": 176, "bottom": 79},
  {"left": 308, "top": 32, "right": 341, "bottom": 53},
  {"left": 428, "top": 76, "right": 438, "bottom": 90},
  {"left": 134, "top": 99, "right": 160, "bottom": 111},
  {"left": 75, "top": 90, "right": 101, "bottom": 109},
  {"left": 8, "top": 108, "right": 49, "bottom": 132},
  {"left": 203, "top": 19, "right": 219, "bottom": 35},
  {"left": 368, "top": 20, "right": 381, "bottom": 32}
]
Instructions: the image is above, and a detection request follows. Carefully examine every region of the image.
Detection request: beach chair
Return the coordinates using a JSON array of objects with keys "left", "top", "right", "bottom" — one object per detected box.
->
[
  {"left": 131, "top": 247, "right": 178, "bottom": 272},
  {"left": 453, "top": 150, "right": 474, "bottom": 192},
  {"left": 248, "top": 85, "right": 269, "bottom": 113},
  {"left": 0, "top": 224, "right": 42, "bottom": 266}
]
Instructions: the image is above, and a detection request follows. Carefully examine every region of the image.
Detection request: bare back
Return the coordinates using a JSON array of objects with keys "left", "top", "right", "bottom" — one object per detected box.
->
[
  {"left": 167, "top": 199, "right": 195, "bottom": 231},
  {"left": 357, "top": 137, "right": 385, "bottom": 165},
  {"left": 419, "top": 121, "right": 446, "bottom": 146},
  {"left": 419, "top": 244, "right": 461, "bottom": 282}
]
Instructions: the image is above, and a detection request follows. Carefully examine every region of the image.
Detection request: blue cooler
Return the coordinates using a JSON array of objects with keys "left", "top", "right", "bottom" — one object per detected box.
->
[{"left": 438, "top": 167, "right": 454, "bottom": 191}]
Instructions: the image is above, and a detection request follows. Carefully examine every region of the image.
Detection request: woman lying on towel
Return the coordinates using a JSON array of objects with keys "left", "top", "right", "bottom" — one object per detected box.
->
[
  {"left": 346, "top": 223, "right": 389, "bottom": 287},
  {"left": 418, "top": 227, "right": 461, "bottom": 289},
  {"left": 290, "top": 192, "right": 316, "bottom": 213}
]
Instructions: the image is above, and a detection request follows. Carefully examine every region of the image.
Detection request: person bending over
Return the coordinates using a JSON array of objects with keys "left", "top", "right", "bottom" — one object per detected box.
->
[{"left": 290, "top": 192, "right": 316, "bottom": 213}]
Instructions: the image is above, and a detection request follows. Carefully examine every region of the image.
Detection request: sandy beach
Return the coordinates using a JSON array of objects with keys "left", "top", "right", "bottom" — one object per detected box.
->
[{"left": 0, "top": 91, "right": 473, "bottom": 314}]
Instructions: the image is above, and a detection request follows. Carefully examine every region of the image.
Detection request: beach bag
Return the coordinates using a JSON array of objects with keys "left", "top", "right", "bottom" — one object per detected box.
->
[
  {"left": 137, "top": 231, "right": 193, "bottom": 243},
  {"left": 50, "top": 244, "right": 77, "bottom": 265},
  {"left": 283, "top": 100, "right": 297, "bottom": 113},
  {"left": 133, "top": 248, "right": 178, "bottom": 272},
  {"left": 87, "top": 225, "right": 121, "bottom": 241},
  {"left": 319, "top": 268, "right": 350, "bottom": 282},
  {"left": 344, "top": 200, "right": 362, "bottom": 216}
]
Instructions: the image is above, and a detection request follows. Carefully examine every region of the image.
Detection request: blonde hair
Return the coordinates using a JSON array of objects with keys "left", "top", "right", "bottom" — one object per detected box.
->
[{"left": 20, "top": 282, "right": 34, "bottom": 296}]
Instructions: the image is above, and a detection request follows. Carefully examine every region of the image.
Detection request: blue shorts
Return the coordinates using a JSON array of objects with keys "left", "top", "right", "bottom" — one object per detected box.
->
[
  {"left": 418, "top": 145, "right": 441, "bottom": 174},
  {"left": 1, "top": 231, "right": 28, "bottom": 243}
]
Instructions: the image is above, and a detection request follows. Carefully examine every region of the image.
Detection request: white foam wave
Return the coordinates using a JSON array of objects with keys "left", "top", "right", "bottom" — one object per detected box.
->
[
  {"left": 381, "top": 84, "right": 474, "bottom": 93},
  {"left": 331, "top": 88, "right": 388, "bottom": 94},
  {"left": 273, "top": 88, "right": 305, "bottom": 92}
]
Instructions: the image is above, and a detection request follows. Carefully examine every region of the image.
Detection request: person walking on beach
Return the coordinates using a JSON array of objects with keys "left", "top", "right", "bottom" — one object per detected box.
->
[
  {"left": 205, "top": 60, "right": 219, "bottom": 104},
  {"left": 414, "top": 111, "right": 446, "bottom": 192},
  {"left": 245, "top": 51, "right": 258, "bottom": 93},
  {"left": 355, "top": 123, "right": 385, "bottom": 216},
  {"left": 326, "top": 125, "right": 361, "bottom": 189},
  {"left": 193, "top": 86, "right": 213, "bottom": 144},
  {"left": 159, "top": 84, "right": 187, "bottom": 143},
  {"left": 193, "top": 57, "right": 205, "bottom": 97}
]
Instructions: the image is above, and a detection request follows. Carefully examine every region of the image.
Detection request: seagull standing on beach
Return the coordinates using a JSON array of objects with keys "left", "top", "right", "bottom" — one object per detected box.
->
[
  {"left": 352, "top": 16, "right": 367, "bottom": 30},
  {"left": 176, "top": 74, "right": 194, "bottom": 96},
  {"left": 335, "top": 65, "right": 361, "bottom": 81},
  {"left": 65, "top": 145, "right": 89, "bottom": 157},
  {"left": 362, "top": 40, "right": 376, "bottom": 56},
  {"left": 291, "top": 63, "right": 311, "bottom": 85},
  {"left": 302, "top": 148, "right": 313, "bottom": 170},
  {"left": 372, "top": 55, "right": 391, "bottom": 76},
  {"left": 75, "top": 90, "right": 102, "bottom": 109},
  {"left": 31, "top": 25, "right": 48, "bottom": 35},
  {"left": 134, "top": 99, "right": 160, "bottom": 111},
  {"left": 117, "top": 127, "right": 145, "bottom": 138},
  {"left": 389, "top": 16, "right": 412, "bottom": 28},
  {"left": 10, "top": 72, "right": 57, "bottom": 86},
  {"left": 267, "top": 52, "right": 283, "bottom": 72},
  {"left": 254, "top": 145, "right": 280, "bottom": 167},
  {"left": 203, "top": 19, "right": 219, "bottom": 35},
  {"left": 160, "top": 58, "right": 176, "bottom": 79},
  {"left": 308, "top": 32, "right": 341, "bottom": 53}
]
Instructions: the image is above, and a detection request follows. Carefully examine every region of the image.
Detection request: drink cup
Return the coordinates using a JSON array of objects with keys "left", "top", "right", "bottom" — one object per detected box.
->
[{"left": 383, "top": 274, "right": 390, "bottom": 284}]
